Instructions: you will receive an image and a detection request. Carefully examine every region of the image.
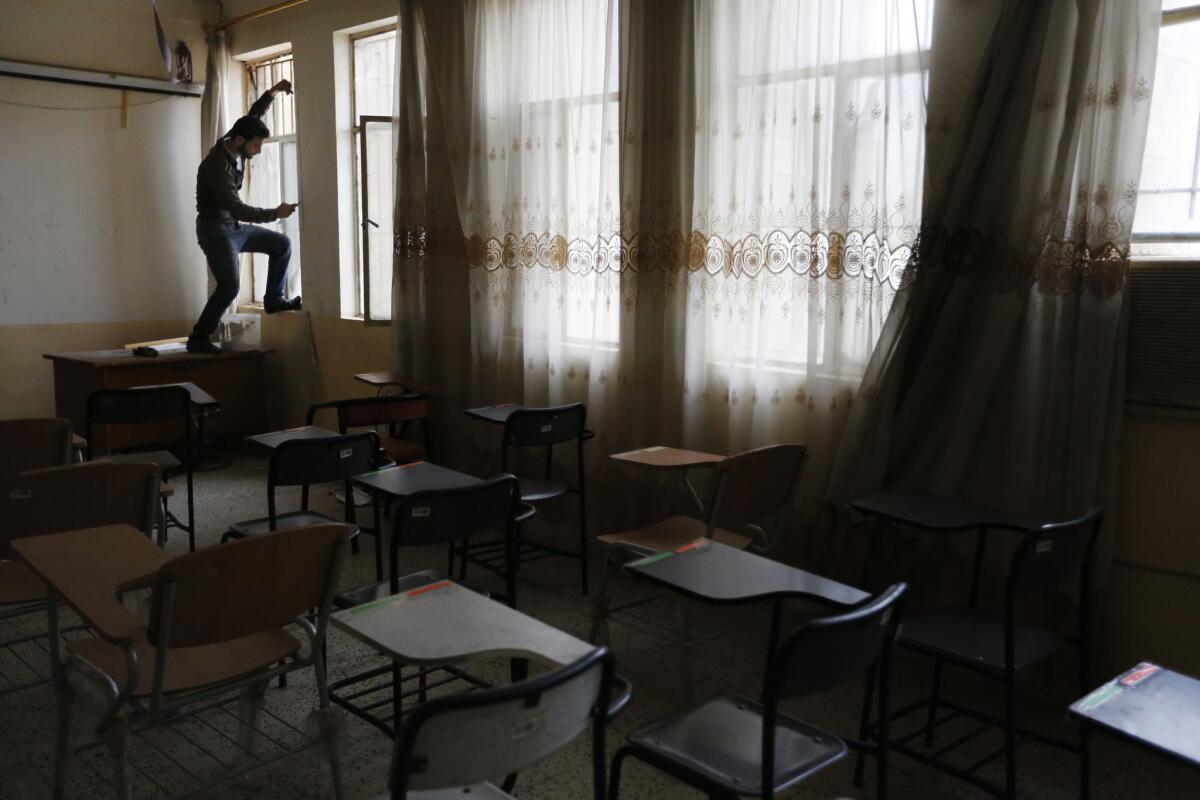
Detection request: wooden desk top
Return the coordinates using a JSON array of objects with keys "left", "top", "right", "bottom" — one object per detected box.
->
[
  {"left": 851, "top": 490, "right": 1033, "bottom": 533},
  {"left": 626, "top": 538, "right": 869, "bottom": 607},
  {"left": 464, "top": 403, "right": 522, "bottom": 424},
  {"left": 1070, "top": 662, "right": 1200, "bottom": 769},
  {"left": 246, "top": 425, "right": 339, "bottom": 450},
  {"left": 131, "top": 381, "right": 220, "bottom": 412},
  {"left": 44, "top": 349, "right": 270, "bottom": 369},
  {"left": 353, "top": 371, "right": 438, "bottom": 394},
  {"left": 352, "top": 461, "right": 480, "bottom": 498},
  {"left": 611, "top": 446, "right": 724, "bottom": 470},
  {"left": 11, "top": 524, "right": 166, "bottom": 643},
  {"left": 332, "top": 571, "right": 594, "bottom": 668}
]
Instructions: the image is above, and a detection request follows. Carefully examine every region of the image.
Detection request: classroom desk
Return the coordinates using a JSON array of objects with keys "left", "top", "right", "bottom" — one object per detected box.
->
[
  {"left": 464, "top": 403, "right": 597, "bottom": 441},
  {"left": 851, "top": 490, "right": 1033, "bottom": 606},
  {"left": 11, "top": 525, "right": 167, "bottom": 685},
  {"left": 333, "top": 570, "right": 594, "bottom": 669},
  {"left": 245, "top": 425, "right": 339, "bottom": 450},
  {"left": 1070, "top": 662, "right": 1200, "bottom": 771},
  {"left": 353, "top": 371, "right": 438, "bottom": 396},
  {"left": 131, "top": 381, "right": 220, "bottom": 417},
  {"left": 44, "top": 349, "right": 269, "bottom": 451},
  {"left": 611, "top": 445, "right": 724, "bottom": 511},
  {"left": 625, "top": 538, "right": 869, "bottom": 608},
  {"left": 351, "top": 461, "right": 482, "bottom": 583}
]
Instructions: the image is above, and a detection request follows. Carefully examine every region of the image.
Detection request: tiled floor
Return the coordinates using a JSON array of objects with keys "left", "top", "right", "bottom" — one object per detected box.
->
[{"left": 1, "top": 452, "right": 1196, "bottom": 799}]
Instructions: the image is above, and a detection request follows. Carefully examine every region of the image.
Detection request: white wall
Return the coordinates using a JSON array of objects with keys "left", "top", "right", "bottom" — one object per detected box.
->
[{"left": 0, "top": 0, "right": 212, "bottom": 326}]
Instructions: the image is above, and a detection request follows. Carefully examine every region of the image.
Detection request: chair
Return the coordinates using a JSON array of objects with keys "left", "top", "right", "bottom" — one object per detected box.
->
[
  {"left": 330, "top": 475, "right": 522, "bottom": 736},
  {"left": 386, "top": 647, "right": 624, "bottom": 800},
  {"left": 609, "top": 583, "right": 907, "bottom": 800},
  {"left": 0, "top": 417, "right": 73, "bottom": 480},
  {"left": 306, "top": 394, "right": 434, "bottom": 564},
  {"left": 307, "top": 393, "right": 432, "bottom": 467},
  {"left": 221, "top": 430, "right": 378, "bottom": 545},
  {"left": 53, "top": 524, "right": 350, "bottom": 800},
  {"left": 879, "top": 508, "right": 1103, "bottom": 800},
  {"left": 86, "top": 386, "right": 195, "bottom": 550},
  {"left": 464, "top": 403, "right": 590, "bottom": 593},
  {"left": 590, "top": 444, "right": 808, "bottom": 695},
  {"left": 0, "top": 461, "right": 160, "bottom": 697}
]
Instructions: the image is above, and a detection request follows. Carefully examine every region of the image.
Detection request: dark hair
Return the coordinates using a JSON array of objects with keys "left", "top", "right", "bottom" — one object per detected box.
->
[{"left": 227, "top": 115, "right": 270, "bottom": 142}]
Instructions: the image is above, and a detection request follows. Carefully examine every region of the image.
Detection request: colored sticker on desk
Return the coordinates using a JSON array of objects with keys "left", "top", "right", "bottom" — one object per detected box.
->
[
  {"left": 406, "top": 579, "right": 451, "bottom": 597},
  {"left": 629, "top": 551, "right": 675, "bottom": 568},
  {"left": 1075, "top": 681, "right": 1122, "bottom": 713},
  {"left": 400, "top": 460, "right": 426, "bottom": 468},
  {"left": 641, "top": 446, "right": 667, "bottom": 452},
  {"left": 494, "top": 402, "right": 515, "bottom": 408},
  {"left": 284, "top": 425, "right": 313, "bottom": 432},
  {"left": 1120, "top": 662, "right": 1161, "bottom": 688},
  {"left": 674, "top": 539, "right": 710, "bottom": 555}
]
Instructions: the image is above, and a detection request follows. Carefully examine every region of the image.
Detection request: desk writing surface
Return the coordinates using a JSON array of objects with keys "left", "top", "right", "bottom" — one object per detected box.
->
[
  {"left": 352, "top": 461, "right": 480, "bottom": 498},
  {"left": 246, "top": 426, "right": 339, "bottom": 450},
  {"left": 332, "top": 571, "right": 594, "bottom": 668},
  {"left": 626, "top": 539, "right": 869, "bottom": 607},
  {"left": 852, "top": 490, "right": 1033, "bottom": 533},
  {"left": 44, "top": 349, "right": 271, "bottom": 369},
  {"left": 12, "top": 524, "right": 167, "bottom": 643},
  {"left": 1070, "top": 663, "right": 1200, "bottom": 769},
  {"left": 353, "top": 372, "right": 438, "bottom": 395},
  {"left": 610, "top": 446, "right": 724, "bottom": 470},
  {"left": 464, "top": 404, "right": 523, "bottom": 424}
]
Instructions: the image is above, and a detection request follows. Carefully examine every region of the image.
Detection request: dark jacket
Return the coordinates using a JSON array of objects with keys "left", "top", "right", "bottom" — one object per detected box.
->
[{"left": 195, "top": 90, "right": 278, "bottom": 224}]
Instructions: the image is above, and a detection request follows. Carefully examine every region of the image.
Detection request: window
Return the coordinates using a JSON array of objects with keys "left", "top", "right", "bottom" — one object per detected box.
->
[
  {"left": 351, "top": 27, "right": 397, "bottom": 323},
  {"left": 1133, "top": 2, "right": 1200, "bottom": 252},
  {"left": 243, "top": 51, "right": 302, "bottom": 304}
]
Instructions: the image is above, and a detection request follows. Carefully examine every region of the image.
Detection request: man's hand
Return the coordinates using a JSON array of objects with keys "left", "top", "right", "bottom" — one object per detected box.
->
[
  {"left": 276, "top": 202, "right": 298, "bottom": 219},
  {"left": 271, "top": 79, "right": 293, "bottom": 95}
]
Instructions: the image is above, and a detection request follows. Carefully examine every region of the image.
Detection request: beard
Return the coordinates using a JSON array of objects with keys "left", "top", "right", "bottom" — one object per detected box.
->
[{"left": 238, "top": 143, "right": 255, "bottom": 160}]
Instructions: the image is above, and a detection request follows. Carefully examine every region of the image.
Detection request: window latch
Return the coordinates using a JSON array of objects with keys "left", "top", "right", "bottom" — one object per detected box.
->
[{"left": 362, "top": 217, "right": 380, "bottom": 229}]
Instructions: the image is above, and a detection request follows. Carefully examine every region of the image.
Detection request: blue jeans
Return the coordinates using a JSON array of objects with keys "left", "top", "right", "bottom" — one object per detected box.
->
[{"left": 191, "top": 218, "right": 291, "bottom": 339}]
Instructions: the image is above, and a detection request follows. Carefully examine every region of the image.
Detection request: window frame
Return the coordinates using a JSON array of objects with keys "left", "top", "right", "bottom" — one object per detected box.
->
[
  {"left": 1133, "top": 3, "right": 1200, "bottom": 246},
  {"left": 349, "top": 24, "right": 398, "bottom": 323},
  {"left": 242, "top": 51, "right": 300, "bottom": 307}
]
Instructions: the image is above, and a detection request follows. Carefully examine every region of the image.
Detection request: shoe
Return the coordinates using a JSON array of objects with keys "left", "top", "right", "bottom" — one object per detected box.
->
[
  {"left": 264, "top": 295, "right": 302, "bottom": 314},
  {"left": 186, "top": 337, "right": 223, "bottom": 355}
]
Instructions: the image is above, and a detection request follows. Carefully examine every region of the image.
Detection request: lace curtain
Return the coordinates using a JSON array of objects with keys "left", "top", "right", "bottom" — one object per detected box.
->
[
  {"left": 830, "top": 0, "right": 1161, "bottom": 547},
  {"left": 393, "top": 0, "right": 933, "bottom": 532}
]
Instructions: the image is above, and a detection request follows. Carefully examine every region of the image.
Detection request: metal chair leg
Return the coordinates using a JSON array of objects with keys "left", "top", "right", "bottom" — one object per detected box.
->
[
  {"left": 102, "top": 715, "right": 133, "bottom": 800},
  {"left": 313, "top": 649, "right": 346, "bottom": 800},
  {"left": 158, "top": 498, "right": 168, "bottom": 547},
  {"left": 674, "top": 596, "right": 695, "bottom": 705},
  {"left": 924, "top": 659, "right": 944, "bottom": 746},
  {"left": 53, "top": 684, "right": 74, "bottom": 800},
  {"left": 854, "top": 664, "right": 877, "bottom": 787},
  {"left": 1004, "top": 667, "right": 1018, "bottom": 800},
  {"left": 235, "top": 680, "right": 268, "bottom": 773},
  {"left": 607, "top": 747, "right": 630, "bottom": 800},
  {"left": 590, "top": 547, "right": 614, "bottom": 645}
]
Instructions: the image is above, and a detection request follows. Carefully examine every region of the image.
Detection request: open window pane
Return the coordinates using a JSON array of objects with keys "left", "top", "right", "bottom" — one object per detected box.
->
[{"left": 360, "top": 122, "right": 394, "bottom": 322}]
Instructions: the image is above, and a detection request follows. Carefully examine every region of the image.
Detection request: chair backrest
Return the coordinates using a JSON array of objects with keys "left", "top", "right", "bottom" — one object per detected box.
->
[
  {"left": 268, "top": 431, "right": 379, "bottom": 488},
  {"left": 705, "top": 444, "right": 808, "bottom": 535},
  {"left": 147, "top": 524, "right": 349, "bottom": 649},
  {"left": 0, "top": 462, "right": 160, "bottom": 550},
  {"left": 0, "top": 418, "right": 72, "bottom": 481},
  {"left": 1006, "top": 507, "right": 1103, "bottom": 602},
  {"left": 393, "top": 648, "right": 614, "bottom": 798},
  {"left": 86, "top": 386, "right": 191, "bottom": 456},
  {"left": 767, "top": 583, "right": 907, "bottom": 702},
  {"left": 502, "top": 403, "right": 586, "bottom": 449}
]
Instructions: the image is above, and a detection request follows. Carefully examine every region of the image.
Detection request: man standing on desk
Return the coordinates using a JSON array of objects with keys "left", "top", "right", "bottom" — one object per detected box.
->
[{"left": 187, "top": 79, "right": 301, "bottom": 355}]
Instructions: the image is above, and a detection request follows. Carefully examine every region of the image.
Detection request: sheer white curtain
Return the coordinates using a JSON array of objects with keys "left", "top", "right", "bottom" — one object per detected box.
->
[
  {"left": 670, "top": 0, "right": 932, "bottom": 508},
  {"left": 461, "top": 0, "right": 621, "bottom": 442}
]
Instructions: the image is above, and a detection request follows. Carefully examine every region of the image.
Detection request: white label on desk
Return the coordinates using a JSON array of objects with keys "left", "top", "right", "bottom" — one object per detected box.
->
[
  {"left": 412, "top": 506, "right": 431, "bottom": 518},
  {"left": 1036, "top": 540, "right": 1053, "bottom": 554},
  {"left": 540, "top": 424, "right": 553, "bottom": 433},
  {"left": 340, "top": 448, "right": 354, "bottom": 459},
  {"left": 10, "top": 489, "right": 31, "bottom": 500},
  {"left": 642, "top": 446, "right": 667, "bottom": 452}
]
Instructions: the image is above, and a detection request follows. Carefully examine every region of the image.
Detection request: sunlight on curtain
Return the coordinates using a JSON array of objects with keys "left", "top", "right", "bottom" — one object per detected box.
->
[
  {"left": 678, "top": 0, "right": 932, "bottom": 450},
  {"left": 245, "top": 140, "right": 302, "bottom": 301},
  {"left": 462, "top": 0, "right": 621, "bottom": 417},
  {"left": 355, "top": 30, "right": 397, "bottom": 320}
]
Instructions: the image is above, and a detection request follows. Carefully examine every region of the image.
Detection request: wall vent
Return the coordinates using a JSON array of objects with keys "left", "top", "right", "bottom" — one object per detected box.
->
[{"left": 1127, "top": 261, "right": 1200, "bottom": 410}]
